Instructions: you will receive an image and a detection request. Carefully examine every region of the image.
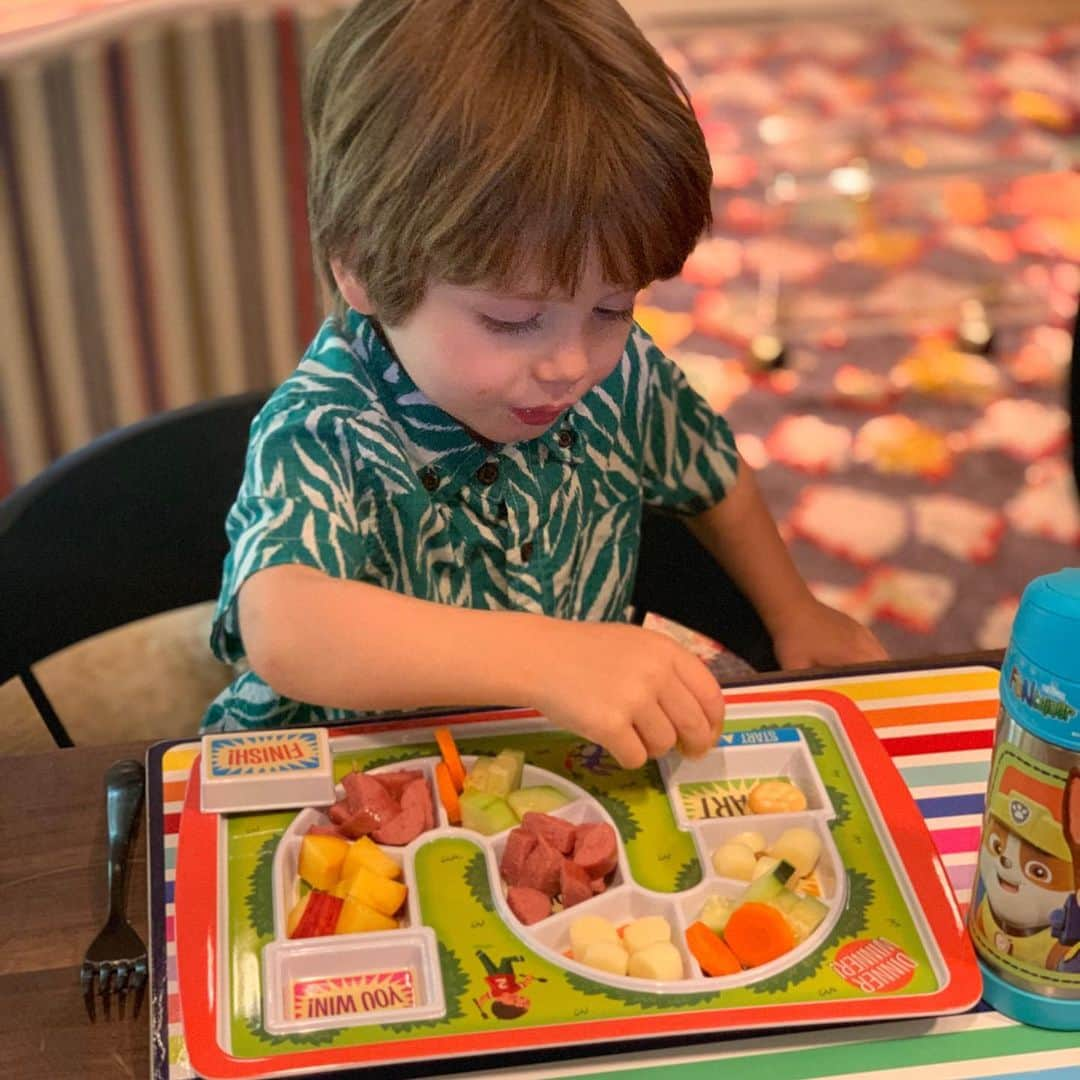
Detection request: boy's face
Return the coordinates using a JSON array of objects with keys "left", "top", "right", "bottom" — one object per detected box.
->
[{"left": 375, "top": 260, "right": 638, "bottom": 444}]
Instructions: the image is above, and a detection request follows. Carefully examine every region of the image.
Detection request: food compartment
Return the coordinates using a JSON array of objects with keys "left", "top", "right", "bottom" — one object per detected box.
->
[
  {"left": 660, "top": 728, "right": 830, "bottom": 828},
  {"left": 272, "top": 807, "right": 420, "bottom": 940},
  {"left": 262, "top": 928, "right": 445, "bottom": 1034},
  {"left": 692, "top": 816, "right": 842, "bottom": 900},
  {"left": 489, "top": 799, "right": 628, "bottom": 926},
  {"left": 529, "top": 890, "right": 698, "bottom": 992}
]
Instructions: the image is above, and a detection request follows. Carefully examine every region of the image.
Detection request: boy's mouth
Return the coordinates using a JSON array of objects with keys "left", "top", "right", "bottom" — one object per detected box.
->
[{"left": 510, "top": 405, "right": 568, "bottom": 426}]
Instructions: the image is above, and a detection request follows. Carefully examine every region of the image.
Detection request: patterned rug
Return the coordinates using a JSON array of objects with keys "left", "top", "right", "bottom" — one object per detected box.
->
[{"left": 638, "top": 19, "right": 1080, "bottom": 660}]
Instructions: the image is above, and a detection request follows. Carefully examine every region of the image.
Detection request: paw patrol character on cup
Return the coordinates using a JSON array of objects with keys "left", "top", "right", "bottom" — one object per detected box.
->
[{"left": 974, "top": 766, "right": 1074, "bottom": 970}]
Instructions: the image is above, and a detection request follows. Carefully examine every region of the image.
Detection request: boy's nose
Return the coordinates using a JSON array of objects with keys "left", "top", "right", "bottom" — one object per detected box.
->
[{"left": 536, "top": 339, "right": 589, "bottom": 388}]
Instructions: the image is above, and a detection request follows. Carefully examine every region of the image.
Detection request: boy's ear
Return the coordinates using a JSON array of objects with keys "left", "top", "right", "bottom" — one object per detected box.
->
[{"left": 330, "top": 259, "right": 375, "bottom": 315}]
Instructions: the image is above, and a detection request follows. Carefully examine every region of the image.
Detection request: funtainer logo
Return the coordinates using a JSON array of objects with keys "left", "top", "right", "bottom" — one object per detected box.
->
[{"left": 1009, "top": 667, "right": 1077, "bottom": 722}]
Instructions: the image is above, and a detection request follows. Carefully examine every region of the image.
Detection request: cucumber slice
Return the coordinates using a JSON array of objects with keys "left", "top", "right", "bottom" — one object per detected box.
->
[
  {"left": 786, "top": 894, "right": 829, "bottom": 941},
  {"left": 738, "top": 858, "right": 797, "bottom": 904},
  {"left": 486, "top": 749, "right": 526, "bottom": 796},
  {"left": 459, "top": 789, "right": 518, "bottom": 834},
  {"left": 507, "top": 785, "right": 571, "bottom": 817},
  {"left": 698, "top": 894, "right": 735, "bottom": 934}
]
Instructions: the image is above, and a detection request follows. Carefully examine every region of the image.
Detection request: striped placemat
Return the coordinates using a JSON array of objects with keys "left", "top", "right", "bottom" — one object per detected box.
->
[{"left": 151, "top": 665, "right": 1080, "bottom": 1079}]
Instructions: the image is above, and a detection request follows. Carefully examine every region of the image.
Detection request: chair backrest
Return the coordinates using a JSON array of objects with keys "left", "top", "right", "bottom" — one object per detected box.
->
[{"left": 0, "top": 389, "right": 268, "bottom": 742}]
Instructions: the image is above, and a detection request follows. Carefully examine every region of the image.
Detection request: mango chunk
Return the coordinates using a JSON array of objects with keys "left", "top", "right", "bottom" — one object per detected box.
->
[
  {"left": 342, "top": 835, "right": 402, "bottom": 881},
  {"left": 336, "top": 895, "right": 399, "bottom": 934},
  {"left": 298, "top": 832, "right": 350, "bottom": 891},
  {"left": 341, "top": 864, "right": 408, "bottom": 916}
]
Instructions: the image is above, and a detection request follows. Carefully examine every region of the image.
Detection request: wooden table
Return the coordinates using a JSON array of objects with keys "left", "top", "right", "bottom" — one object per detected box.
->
[{"left": 0, "top": 739, "right": 153, "bottom": 1078}]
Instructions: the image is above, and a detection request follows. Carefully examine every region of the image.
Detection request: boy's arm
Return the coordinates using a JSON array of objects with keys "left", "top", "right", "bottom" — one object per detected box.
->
[
  {"left": 685, "top": 458, "right": 886, "bottom": 668},
  {"left": 238, "top": 565, "right": 726, "bottom": 767}
]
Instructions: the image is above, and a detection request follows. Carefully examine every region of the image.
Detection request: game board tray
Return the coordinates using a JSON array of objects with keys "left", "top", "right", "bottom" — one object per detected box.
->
[{"left": 147, "top": 688, "right": 982, "bottom": 1079}]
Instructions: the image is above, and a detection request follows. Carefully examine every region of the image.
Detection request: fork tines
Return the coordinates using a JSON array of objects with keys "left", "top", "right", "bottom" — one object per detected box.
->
[{"left": 80, "top": 957, "right": 148, "bottom": 1022}]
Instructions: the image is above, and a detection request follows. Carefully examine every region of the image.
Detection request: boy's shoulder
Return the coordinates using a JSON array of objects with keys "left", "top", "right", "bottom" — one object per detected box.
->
[{"left": 251, "top": 313, "right": 413, "bottom": 470}]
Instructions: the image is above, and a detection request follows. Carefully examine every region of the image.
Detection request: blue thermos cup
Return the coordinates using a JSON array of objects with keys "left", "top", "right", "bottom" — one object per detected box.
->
[{"left": 968, "top": 568, "right": 1080, "bottom": 1029}]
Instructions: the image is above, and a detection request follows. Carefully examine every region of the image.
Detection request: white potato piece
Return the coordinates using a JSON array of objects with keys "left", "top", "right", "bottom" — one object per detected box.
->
[
  {"left": 621, "top": 915, "right": 673, "bottom": 954},
  {"left": 730, "top": 830, "right": 768, "bottom": 855},
  {"left": 627, "top": 942, "right": 684, "bottom": 982},
  {"left": 711, "top": 841, "right": 757, "bottom": 881},
  {"left": 570, "top": 915, "right": 621, "bottom": 959},
  {"left": 752, "top": 854, "right": 780, "bottom": 879},
  {"left": 580, "top": 942, "right": 629, "bottom": 976},
  {"left": 768, "top": 827, "right": 823, "bottom": 878}
]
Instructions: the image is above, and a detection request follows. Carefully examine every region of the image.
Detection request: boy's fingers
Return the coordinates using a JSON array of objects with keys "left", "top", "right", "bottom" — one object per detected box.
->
[
  {"left": 658, "top": 680, "right": 712, "bottom": 758},
  {"left": 605, "top": 726, "right": 649, "bottom": 771},
  {"left": 676, "top": 653, "right": 726, "bottom": 736},
  {"left": 632, "top": 703, "right": 678, "bottom": 759}
]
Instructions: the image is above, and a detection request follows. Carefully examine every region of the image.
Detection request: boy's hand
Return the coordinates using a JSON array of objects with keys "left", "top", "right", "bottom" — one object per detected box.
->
[
  {"left": 527, "top": 623, "right": 725, "bottom": 771},
  {"left": 770, "top": 597, "right": 887, "bottom": 671}
]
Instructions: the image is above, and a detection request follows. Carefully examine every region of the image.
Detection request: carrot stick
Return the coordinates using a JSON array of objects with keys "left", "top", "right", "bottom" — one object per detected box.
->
[
  {"left": 722, "top": 902, "right": 796, "bottom": 967},
  {"left": 685, "top": 920, "right": 742, "bottom": 976},
  {"left": 434, "top": 727, "right": 466, "bottom": 792},
  {"left": 435, "top": 761, "right": 462, "bottom": 825}
]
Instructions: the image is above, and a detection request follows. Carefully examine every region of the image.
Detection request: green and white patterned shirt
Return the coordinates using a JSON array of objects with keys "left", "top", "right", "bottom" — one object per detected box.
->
[{"left": 202, "top": 310, "right": 738, "bottom": 731}]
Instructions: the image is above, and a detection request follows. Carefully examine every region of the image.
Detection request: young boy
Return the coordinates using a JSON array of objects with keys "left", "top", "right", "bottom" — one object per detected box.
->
[{"left": 202, "top": 0, "right": 885, "bottom": 767}]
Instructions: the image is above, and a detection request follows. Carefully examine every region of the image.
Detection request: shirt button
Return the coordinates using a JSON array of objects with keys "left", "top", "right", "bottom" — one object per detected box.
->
[
  {"left": 520, "top": 541, "right": 534, "bottom": 562},
  {"left": 476, "top": 461, "right": 499, "bottom": 486},
  {"left": 419, "top": 467, "right": 440, "bottom": 492},
  {"left": 557, "top": 428, "right": 575, "bottom": 448}
]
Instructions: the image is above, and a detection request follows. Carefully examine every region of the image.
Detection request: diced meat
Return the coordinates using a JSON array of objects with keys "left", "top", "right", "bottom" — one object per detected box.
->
[
  {"left": 372, "top": 805, "right": 426, "bottom": 846},
  {"left": 499, "top": 827, "right": 537, "bottom": 887},
  {"left": 572, "top": 822, "right": 618, "bottom": 879},
  {"left": 342, "top": 771, "right": 401, "bottom": 825},
  {"left": 338, "top": 807, "right": 381, "bottom": 839},
  {"left": 306, "top": 823, "right": 346, "bottom": 838},
  {"left": 560, "top": 859, "right": 593, "bottom": 909},
  {"left": 400, "top": 777, "right": 435, "bottom": 832},
  {"left": 520, "top": 811, "right": 576, "bottom": 854},
  {"left": 327, "top": 799, "right": 352, "bottom": 825},
  {"left": 507, "top": 886, "right": 551, "bottom": 926},
  {"left": 590, "top": 876, "right": 607, "bottom": 894},
  {"left": 519, "top": 835, "right": 564, "bottom": 897},
  {"left": 373, "top": 769, "right": 425, "bottom": 800}
]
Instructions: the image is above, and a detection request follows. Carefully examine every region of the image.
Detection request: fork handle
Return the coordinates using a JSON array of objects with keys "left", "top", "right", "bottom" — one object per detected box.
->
[{"left": 105, "top": 759, "right": 145, "bottom": 918}]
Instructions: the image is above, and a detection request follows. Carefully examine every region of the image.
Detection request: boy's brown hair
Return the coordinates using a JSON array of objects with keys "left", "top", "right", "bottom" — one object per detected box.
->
[{"left": 306, "top": 0, "right": 712, "bottom": 323}]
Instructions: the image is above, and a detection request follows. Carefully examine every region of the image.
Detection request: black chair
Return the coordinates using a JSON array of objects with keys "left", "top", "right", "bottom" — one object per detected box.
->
[
  {"left": 0, "top": 390, "right": 269, "bottom": 747},
  {"left": 0, "top": 386, "right": 774, "bottom": 748}
]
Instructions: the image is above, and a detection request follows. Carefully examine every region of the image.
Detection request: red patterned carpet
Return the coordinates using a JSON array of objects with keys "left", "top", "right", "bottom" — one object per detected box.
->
[{"left": 639, "top": 19, "right": 1079, "bottom": 659}]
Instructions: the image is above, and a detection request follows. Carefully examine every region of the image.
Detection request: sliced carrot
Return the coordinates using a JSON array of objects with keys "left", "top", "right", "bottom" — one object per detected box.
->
[
  {"left": 435, "top": 761, "right": 462, "bottom": 825},
  {"left": 722, "top": 902, "right": 795, "bottom": 968},
  {"left": 685, "top": 920, "right": 742, "bottom": 977},
  {"left": 434, "top": 727, "right": 466, "bottom": 792}
]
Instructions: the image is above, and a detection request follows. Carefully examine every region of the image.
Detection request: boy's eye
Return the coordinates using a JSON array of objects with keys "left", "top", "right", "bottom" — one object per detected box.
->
[
  {"left": 479, "top": 314, "right": 542, "bottom": 336},
  {"left": 594, "top": 307, "right": 634, "bottom": 323}
]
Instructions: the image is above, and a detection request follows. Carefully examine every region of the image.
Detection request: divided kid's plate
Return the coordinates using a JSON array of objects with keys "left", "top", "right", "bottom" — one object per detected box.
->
[{"left": 152, "top": 689, "right": 981, "bottom": 1079}]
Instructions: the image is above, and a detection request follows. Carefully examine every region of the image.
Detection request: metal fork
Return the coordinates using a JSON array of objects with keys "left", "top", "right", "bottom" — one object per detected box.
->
[{"left": 80, "top": 759, "right": 148, "bottom": 1021}]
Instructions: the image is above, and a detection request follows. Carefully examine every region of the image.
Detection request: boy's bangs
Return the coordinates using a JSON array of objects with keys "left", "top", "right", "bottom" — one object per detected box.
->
[{"left": 428, "top": 51, "right": 710, "bottom": 299}]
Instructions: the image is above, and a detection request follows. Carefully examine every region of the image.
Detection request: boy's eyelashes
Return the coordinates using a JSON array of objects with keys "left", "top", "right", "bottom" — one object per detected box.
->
[{"left": 478, "top": 308, "right": 635, "bottom": 336}]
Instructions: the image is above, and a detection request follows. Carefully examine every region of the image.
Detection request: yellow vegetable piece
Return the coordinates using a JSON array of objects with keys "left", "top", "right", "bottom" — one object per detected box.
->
[
  {"left": 621, "top": 915, "right": 672, "bottom": 955},
  {"left": 335, "top": 895, "right": 399, "bottom": 934},
  {"left": 342, "top": 864, "right": 408, "bottom": 916},
  {"left": 341, "top": 835, "right": 403, "bottom": 882},
  {"left": 570, "top": 915, "right": 620, "bottom": 960},
  {"left": 627, "top": 942, "right": 684, "bottom": 981},
  {"left": 747, "top": 779, "right": 807, "bottom": 814},
  {"left": 298, "top": 832, "right": 350, "bottom": 891}
]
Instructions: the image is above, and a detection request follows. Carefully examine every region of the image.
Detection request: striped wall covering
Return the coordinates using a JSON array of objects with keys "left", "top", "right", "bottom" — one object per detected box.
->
[
  {"left": 149, "top": 667, "right": 1080, "bottom": 1080},
  {"left": 0, "top": 2, "right": 350, "bottom": 495}
]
